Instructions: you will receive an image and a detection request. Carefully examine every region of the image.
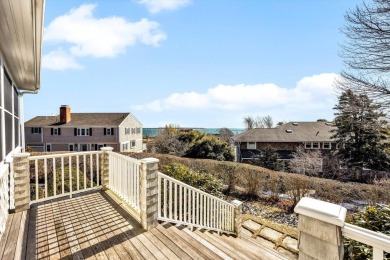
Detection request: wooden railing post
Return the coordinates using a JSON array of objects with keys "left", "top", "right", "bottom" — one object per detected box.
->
[
  {"left": 100, "top": 147, "right": 113, "bottom": 190},
  {"left": 231, "top": 199, "right": 243, "bottom": 237},
  {"left": 12, "top": 153, "right": 31, "bottom": 212},
  {"left": 140, "top": 158, "right": 159, "bottom": 230},
  {"left": 294, "top": 197, "right": 347, "bottom": 260}
]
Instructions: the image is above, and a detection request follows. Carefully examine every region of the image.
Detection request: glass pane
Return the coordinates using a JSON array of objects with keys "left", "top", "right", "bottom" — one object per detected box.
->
[
  {"left": 5, "top": 112, "right": 13, "bottom": 155},
  {"left": 4, "top": 69, "right": 12, "bottom": 113},
  {"left": 13, "top": 87, "right": 18, "bottom": 116},
  {"left": 14, "top": 117, "right": 19, "bottom": 147}
]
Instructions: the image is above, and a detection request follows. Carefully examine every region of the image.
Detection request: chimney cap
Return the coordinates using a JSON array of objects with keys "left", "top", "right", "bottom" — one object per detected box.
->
[{"left": 61, "top": 105, "right": 69, "bottom": 108}]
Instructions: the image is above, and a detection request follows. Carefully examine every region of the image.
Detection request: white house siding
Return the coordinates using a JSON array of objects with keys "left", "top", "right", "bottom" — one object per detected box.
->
[{"left": 118, "top": 114, "right": 143, "bottom": 152}]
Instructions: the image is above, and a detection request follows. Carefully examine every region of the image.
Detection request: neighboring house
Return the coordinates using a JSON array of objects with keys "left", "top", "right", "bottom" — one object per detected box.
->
[
  {"left": 25, "top": 105, "right": 143, "bottom": 153},
  {"left": 232, "top": 121, "right": 336, "bottom": 162},
  {"left": 0, "top": 0, "right": 45, "bottom": 235}
]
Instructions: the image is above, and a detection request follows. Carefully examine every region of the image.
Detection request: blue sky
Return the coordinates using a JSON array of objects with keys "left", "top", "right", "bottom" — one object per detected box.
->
[{"left": 25, "top": 0, "right": 362, "bottom": 128}]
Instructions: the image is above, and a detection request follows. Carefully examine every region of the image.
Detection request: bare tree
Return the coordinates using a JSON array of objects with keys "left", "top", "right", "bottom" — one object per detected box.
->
[
  {"left": 243, "top": 116, "right": 255, "bottom": 130},
  {"left": 289, "top": 146, "right": 323, "bottom": 176},
  {"left": 339, "top": 0, "right": 390, "bottom": 110},
  {"left": 262, "top": 115, "right": 273, "bottom": 128}
]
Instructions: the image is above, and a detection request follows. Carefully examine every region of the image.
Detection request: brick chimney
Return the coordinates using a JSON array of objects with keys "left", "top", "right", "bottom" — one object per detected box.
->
[{"left": 60, "top": 105, "right": 71, "bottom": 123}]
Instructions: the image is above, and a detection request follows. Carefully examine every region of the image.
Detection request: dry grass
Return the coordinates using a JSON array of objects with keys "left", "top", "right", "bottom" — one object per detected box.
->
[{"left": 124, "top": 152, "right": 390, "bottom": 206}]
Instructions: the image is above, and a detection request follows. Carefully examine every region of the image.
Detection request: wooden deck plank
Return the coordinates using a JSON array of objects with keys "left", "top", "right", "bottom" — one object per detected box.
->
[
  {"left": 157, "top": 224, "right": 212, "bottom": 259},
  {"left": 181, "top": 227, "right": 233, "bottom": 260},
  {"left": 240, "top": 235, "right": 290, "bottom": 260},
  {"left": 26, "top": 205, "right": 37, "bottom": 260},
  {"left": 142, "top": 231, "right": 179, "bottom": 260},
  {"left": 150, "top": 228, "right": 192, "bottom": 260},
  {"left": 3, "top": 212, "right": 23, "bottom": 259},
  {"left": 76, "top": 197, "right": 121, "bottom": 260},
  {"left": 53, "top": 201, "right": 73, "bottom": 260},
  {"left": 195, "top": 230, "right": 252, "bottom": 260},
  {"left": 166, "top": 224, "right": 222, "bottom": 260},
  {"left": 0, "top": 214, "right": 14, "bottom": 258},
  {"left": 14, "top": 210, "right": 29, "bottom": 260},
  {"left": 45, "top": 201, "right": 61, "bottom": 260}
]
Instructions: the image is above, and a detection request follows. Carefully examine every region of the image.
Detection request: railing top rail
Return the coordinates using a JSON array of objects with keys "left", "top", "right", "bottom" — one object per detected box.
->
[
  {"left": 158, "top": 171, "right": 234, "bottom": 207},
  {"left": 107, "top": 151, "right": 141, "bottom": 165},
  {"left": 29, "top": 151, "right": 102, "bottom": 160},
  {"left": 342, "top": 223, "right": 390, "bottom": 252}
]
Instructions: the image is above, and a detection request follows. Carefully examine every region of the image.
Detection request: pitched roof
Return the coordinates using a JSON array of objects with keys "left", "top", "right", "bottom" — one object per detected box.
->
[
  {"left": 232, "top": 122, "right": 336, "bottom": 143},
  {"left": 25, "top": 113, "right": 131, "bottom": 127}
]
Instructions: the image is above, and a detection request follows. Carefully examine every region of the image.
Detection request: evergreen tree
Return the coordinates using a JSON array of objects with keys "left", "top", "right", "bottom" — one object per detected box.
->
[
  {"left": 332, "top": 90, "right": 389, "bottom": 171},
  {"left": 251, "top": 147, "right": 282, "bottom": 171}
]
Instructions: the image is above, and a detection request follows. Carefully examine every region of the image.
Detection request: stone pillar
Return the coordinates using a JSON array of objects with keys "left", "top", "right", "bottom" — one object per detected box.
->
[
  {"left": 140, "top": 158, "right": 159, "bottom": 230},
  {"left": 12, "top": 153, "right": 31, "bottom": 212},
  {"left": 294, "top": 197, "right": 347, "bottom": 260},
  {"left": 231, "top": 199, "right": 243, "bottom": 237},
  {"left": 100, "top": 147, "right": 113, "bottom": 190}
]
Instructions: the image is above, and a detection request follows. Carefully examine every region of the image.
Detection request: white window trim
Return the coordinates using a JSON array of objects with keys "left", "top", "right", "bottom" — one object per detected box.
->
[
  {"left": 32, "top": 127, "right": 41, "bottom": 134},
  {"left": 131, "top": 140, "right": 136, "bottom": 148},
  {"left": 77, "top": 128, "right": 90, "bottom": 136},
  {"left": 247, "top": 142, "right": 256, "bottom": 149},
  {"left": 106, "top": 128, "right": 112, "bottom": 135},
  {"left": 323, "top": 142, "right": 331, "bottom": 149},
  {"left": 46, "top": 143, "right": 52, "bottom": 152},
  {"left": 53, "top": 128, "right": 59, "bottom": 135},
  {"left": 305, "top": 142, "right": 320, "bottom": 149}
]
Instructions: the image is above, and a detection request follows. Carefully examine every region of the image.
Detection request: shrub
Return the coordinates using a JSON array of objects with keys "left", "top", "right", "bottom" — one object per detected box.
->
[
  {"left": 185, "top": 137, "right": 234, "bottom": 161},
  {"left": 161, "top": 163, "right": 224, "bottom": 198},
  {"left": 344, "top": 204, "right": 390, "bottom": 260}
]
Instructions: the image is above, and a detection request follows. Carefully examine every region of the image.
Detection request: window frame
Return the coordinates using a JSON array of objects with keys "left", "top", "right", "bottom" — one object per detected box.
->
[
  {"left": 77, "top": 128, "right": 90, "bottom": 136},
  {"left": 323, "top": 142, "right": 331, "bottom": 149},
  {"left": 247, "top": 142, "right": 256, "bottom": 149}
]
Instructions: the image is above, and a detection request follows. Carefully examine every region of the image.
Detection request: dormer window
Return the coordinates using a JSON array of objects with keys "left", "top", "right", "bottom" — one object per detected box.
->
[{"left": 247, "top": 142, "right": 256, "bottom": 149}]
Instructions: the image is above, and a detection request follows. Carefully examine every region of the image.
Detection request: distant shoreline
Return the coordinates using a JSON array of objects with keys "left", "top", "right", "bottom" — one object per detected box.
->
[{"left": 143, "top": 127, "right": 245, "bottom": 137}]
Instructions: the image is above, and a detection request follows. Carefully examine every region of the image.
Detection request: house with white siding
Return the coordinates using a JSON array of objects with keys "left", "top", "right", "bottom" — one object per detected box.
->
[{"left": 25, "top": 105, "right": 143, "bottom": 152}]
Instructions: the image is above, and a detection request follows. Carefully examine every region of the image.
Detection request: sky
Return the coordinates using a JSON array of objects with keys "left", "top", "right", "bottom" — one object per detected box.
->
[{"left": 25, "top": 0, "right": 363, "bottom": 128}]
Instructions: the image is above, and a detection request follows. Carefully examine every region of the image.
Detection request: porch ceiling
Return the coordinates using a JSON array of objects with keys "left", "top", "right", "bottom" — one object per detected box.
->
[{"left": 0, "top": 0, "right": 45, "bottom": 91}]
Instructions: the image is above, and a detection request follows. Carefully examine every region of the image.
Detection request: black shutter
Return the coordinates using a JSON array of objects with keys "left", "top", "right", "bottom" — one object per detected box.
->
[
  {"left": 31, "top": 128, "right": 33, "bottom": 133},
  {"left": 39, "top": 128, "right": 42, "bottom": 134},
  {"left": 51, "top": 128, "right": 53, "bottom": 135},
  {"left": 58, "top": 128, "right": 61, "bottom": 135},
  {"left": 111, "top": 128, "right": 114, "bottom": 135},
  {"left": 74, "top": 128, "right": 77, "bottom": 136},
  {"left": 90, "top": 128, "right": 92, "bottom": 136},
  {"left": 104, "top": 128, "right": 106, "bottom": 135}
]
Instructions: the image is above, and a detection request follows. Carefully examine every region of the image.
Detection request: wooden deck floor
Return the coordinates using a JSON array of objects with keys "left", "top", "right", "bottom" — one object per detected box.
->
[{"left": 0, "top": 191, "right": 288, "bottom": 260}]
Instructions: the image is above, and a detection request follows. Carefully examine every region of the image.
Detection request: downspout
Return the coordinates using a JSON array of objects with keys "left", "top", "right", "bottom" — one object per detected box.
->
[{"left": 19, "top": 90, "right": 38, "bottom": 152}]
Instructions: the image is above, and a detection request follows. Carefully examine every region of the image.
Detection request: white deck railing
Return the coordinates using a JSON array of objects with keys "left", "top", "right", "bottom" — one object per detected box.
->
[
  {"left": 29, "top": 151, "right": 102, "bottom": 203},
  {"left": 107, "top": 152, "right": 141, "bottom": 213},
  {"left": 342, "top": 223, "right": 390, "bottom": 260},
  {"left": 157, "top": 172, "right": 236, "bottom": 235}
]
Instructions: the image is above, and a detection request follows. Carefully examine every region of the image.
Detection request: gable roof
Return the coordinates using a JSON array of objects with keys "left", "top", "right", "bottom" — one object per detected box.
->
[
  {"left": 232, "top": 122, "right": 336, "bottom": 143},
  {"left": 25, "top": 113, "right": 132, "bottom": 127}
]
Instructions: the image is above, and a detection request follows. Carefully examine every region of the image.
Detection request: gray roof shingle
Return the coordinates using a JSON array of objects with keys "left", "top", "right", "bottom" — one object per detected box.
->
[
  {"left": 232, "top": 122, "right": 336, "bottom": 142},
  {"left": 25, "top": 113, "right": 131, "bottom": 127}
]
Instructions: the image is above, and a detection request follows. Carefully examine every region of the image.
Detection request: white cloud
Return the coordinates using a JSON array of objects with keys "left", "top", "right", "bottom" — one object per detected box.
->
[
  {"left": 138, "top": 0, "right": 191, "bottom": 13},
  {"left": 133, "top": 73, "right": 339, "bottom": 114},
  {"left": 43, "top": 4, "right": 166, "bottom": 68},
  {"left": 42, "top": 49, "right": 82, "bottom": 70}
]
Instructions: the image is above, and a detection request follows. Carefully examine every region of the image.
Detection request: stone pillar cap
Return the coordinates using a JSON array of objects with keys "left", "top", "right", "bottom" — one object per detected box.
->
[
  {"left": 231, "top": 200, "right": 243, "bottom": 207},
  {"left": 140, "top": 158, "right": 159, "bottom": 163},
  {"left": 100, "top": 147, "right": 114, "bottom": 151},
  {"left": 12, "top": 153, "right": 31, "bottom": 158},
  {"left": 294, "top": 197, "right": 347, "bottom": 227}
]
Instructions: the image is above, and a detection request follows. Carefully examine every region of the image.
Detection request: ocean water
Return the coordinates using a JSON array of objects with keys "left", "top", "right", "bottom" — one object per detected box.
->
[{"left": 143, "top": 128, "right": 245, "bottom": 137}]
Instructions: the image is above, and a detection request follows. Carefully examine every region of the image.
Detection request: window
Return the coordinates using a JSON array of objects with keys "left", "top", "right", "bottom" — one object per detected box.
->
[
  {"left": 69, "top": 144, "right": 74, "bottom": 151},
  {"left": 76, "top": 128, "right": 91, "bottom": 136},
  {"left": 51, "top": 128, "right": 61, "bottom": 135},
  {"left": 131, "top": 128, "right": 135, "bottom": 134},
  {"left": 32, "top": 127, "right": 41, "bottom": 134},
  {"left": 247, "top": 142, "right": 256, "bottom": 149},
  {"left": 46, "top": 144, "right": 52, "bottom": 152},
  {"left": 305, "top": 142, "right": 320, "bottom": 149},
  {"left": 122, "top": 142, "right": 128, "bottom": 151},
  {"left": 125, "top": 128, "right": 130, "bottom": 135},
  {"left": 104, "top": 128, "right": 114, "bottom": 136},
  {"left": 323, "top": 142, "right": 331, "bottom": 149},
  {"left": 131, "top": 140, "right": 136, "bottom": 148},
  {"left": 136, "top": 127, "right": 141, "bottom": 134}
]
